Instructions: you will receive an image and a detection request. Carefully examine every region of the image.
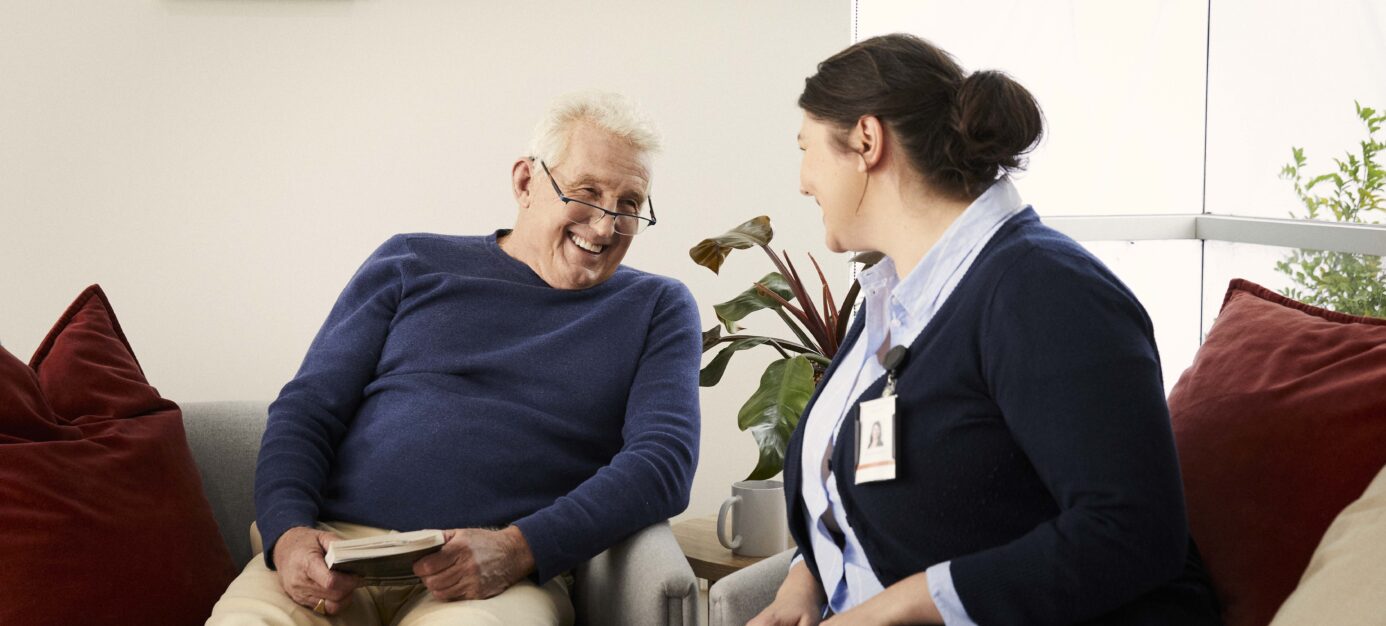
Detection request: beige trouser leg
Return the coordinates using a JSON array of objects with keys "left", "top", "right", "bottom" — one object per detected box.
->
[
  {"left": 206, "top": 521, "right": 573, "bottom": 626},
  {"left": 388, "top": 574, "right": 572, "bottom": 626}
]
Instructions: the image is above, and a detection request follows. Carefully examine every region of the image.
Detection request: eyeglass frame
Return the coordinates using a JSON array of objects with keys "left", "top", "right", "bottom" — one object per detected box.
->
[{"left": 538, "top": 159, "right": 657, "bottom": 236}]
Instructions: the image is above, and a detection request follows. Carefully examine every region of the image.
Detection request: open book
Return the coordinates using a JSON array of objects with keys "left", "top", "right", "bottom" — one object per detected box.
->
[{"left": 325, "top": 529, "right": 445, "bottom": 585}]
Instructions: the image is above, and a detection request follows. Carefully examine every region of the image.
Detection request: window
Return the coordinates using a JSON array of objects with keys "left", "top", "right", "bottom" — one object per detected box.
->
[
  {"left": 1205, "top": 0, "right": 1386, "bottom": 221},
  {"left": 854, "top": 0, "right": 1386, "bottom": 378},
  {"left": 856, "top": 1, "right": 1207, "bottom": 216}
]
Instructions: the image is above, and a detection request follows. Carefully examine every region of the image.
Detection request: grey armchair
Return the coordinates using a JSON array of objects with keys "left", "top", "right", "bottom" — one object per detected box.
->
[
  {"left": 182, "top": 401, "right": 700, "bottom": 626},
  {"left": 708, "top": 549, "right": 795, "bottom": 626}
]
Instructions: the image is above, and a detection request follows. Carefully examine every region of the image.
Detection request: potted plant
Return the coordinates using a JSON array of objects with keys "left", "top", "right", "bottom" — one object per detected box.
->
[
  {"left": 690, "top": 216, "right": 878, "bottom": 479},
  {"left": 1276, "top": 101, "right": 1386, "bottom": 317}
]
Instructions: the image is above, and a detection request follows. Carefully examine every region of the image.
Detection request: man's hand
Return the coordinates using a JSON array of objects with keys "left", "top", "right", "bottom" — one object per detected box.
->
[
  {"left": 272, "top": 526, "right": 363, "bottom": 615},
  {"left": 412, "top": 526, "right": 536, "bottom": 601},
  {"left": 749, "top": 560, "right": 826, "bottom": 626}
]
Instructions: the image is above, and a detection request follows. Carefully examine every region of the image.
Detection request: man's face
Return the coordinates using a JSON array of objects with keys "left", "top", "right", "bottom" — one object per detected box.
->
[{"left": 511, "top": 122, "right": 651, "bottom": 290}]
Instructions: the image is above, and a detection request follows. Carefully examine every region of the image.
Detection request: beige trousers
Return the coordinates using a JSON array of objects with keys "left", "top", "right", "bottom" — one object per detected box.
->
[{"left": 207, "top": 521, "right": 574, "bottom": 626}]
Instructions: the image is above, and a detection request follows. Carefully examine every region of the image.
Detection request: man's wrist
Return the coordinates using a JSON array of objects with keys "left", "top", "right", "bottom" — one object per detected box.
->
[
  {"left": 271, "top": 526, "right": 315, "bottom": 570},
  {"left": 502, "top": 525, "right": 536, "bottom": 578}
]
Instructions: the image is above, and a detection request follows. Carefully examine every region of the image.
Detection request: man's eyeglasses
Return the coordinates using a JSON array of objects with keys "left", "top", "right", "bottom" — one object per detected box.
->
[{"left": 539, "top": 159, "right": 656, "bottom": 236}]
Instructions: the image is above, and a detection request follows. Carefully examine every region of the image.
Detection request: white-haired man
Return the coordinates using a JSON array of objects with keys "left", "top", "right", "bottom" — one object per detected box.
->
[{"left": 208, "top": 92, "right": 701, "bottom": 625}]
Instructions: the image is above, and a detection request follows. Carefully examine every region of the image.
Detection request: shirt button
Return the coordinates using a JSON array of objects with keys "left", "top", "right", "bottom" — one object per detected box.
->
[{"left": 891, "top": 319, "right": 901, "bottom": 327}]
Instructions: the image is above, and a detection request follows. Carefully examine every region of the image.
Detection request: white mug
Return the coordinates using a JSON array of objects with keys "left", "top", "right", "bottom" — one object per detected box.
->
[{"left": 716, "top": 479, "right": 789, "bottom": 557}]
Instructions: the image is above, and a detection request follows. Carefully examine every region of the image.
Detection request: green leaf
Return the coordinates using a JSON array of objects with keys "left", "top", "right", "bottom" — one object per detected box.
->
[
  {"left": 700, "top": 337, "right": 773, "bottom": 387},
  {"left": 701, "top": 325, "right": 722, "bottom": 353},
  {"left": 688, "top": 216, "right": 774, "bottom": 274},
  {"left": 1305, "top": 173, "right": 1339, "bottom": 191},
  {"left": 738, "top": 356, "right": 815, "bottom": 480},
  {"left": 712, "top": 272, "right": 795, "bottom": 332}
]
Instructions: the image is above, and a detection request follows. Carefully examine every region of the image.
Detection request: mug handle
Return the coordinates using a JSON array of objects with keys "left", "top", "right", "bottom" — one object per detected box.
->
[{"left": 717, "top": 495, "right": 743, "bottom": 550}]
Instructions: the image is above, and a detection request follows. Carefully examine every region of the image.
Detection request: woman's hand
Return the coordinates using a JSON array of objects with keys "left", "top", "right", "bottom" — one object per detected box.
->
[
  {"left": 748, "top": 560, "right": 826, "bottom": 626},
  {"left": 272, "top": 526, "right": 362, "bottom": 616},
  {"left": 820, "top": 572, "right": 942, "bottom": 626}
]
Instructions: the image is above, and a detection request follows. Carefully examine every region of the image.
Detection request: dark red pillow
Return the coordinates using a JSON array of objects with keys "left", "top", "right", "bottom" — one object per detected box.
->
[
  {"left": 0, "top": 285, "right": 236, "bottom": 626},
  {"left": 1169, "top": 279, "right": 1386, "bottom": 626}
]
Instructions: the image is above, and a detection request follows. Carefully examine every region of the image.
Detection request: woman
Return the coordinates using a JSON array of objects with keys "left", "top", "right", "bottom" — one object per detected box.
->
[{"left": 750, "top": 34, "right": 1221, "bottom": 626}]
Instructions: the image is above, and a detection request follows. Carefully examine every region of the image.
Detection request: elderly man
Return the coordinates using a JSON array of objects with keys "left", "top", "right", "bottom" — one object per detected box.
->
[{"left": 208, "top": 91, "right": 701, "bottom": 625}]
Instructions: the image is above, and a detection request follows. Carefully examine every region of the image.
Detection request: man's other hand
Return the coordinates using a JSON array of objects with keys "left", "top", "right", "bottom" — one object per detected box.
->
[
  {"left": 412, "top": 526, "right": 536, "bottom": 601},
  {"left": 272, "top": 526, "right": 363, "bottom": 615}
]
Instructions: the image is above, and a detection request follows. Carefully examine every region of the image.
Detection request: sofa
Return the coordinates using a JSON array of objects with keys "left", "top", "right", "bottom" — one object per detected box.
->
[
  {"left": 2, "top": 284, "right": 703, "bottom": 625},
  {"left": 707, "top": 279, "right": 1386, "bottom": 626},
  {"left": 181, "top": 400, "right": 701, "bottom": 626}
]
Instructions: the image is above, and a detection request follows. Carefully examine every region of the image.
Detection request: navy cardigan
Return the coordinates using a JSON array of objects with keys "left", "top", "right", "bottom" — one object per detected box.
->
[{"left": 784, "top": 210, "right": 1221, "bottom": 625}]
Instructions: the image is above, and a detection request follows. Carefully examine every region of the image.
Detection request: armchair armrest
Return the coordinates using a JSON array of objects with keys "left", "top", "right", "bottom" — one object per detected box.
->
[
  {"left": 573, "top": 521, "right": 699, "bottom": 626},
  {"left": 709, "top": 549, "right": 794, "bottom": 626}
]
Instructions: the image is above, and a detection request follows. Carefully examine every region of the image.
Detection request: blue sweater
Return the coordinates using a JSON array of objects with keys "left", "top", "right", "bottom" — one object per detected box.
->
[
  {"left": 785, "top": 210, "right": 1221, "bottom": 625},
  {"left": 254, "top": 231, "right": 703, "bottom": 583}
]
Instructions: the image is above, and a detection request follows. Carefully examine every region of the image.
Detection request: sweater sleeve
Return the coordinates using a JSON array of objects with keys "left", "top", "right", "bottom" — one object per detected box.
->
[
  {"left": 949, "top": 247, "right": 1190, "bottom": 625},
  {"left": 513, "top": 280, "right": 702, "bottom": 583},
  {"left": 253, "top": 236, "right": 408, "bottom": 568}
]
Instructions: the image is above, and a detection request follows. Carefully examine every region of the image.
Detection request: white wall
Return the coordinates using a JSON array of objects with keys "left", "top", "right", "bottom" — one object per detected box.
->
[{"left": 0, "top": 0, "right": 849, "bottom": 522}]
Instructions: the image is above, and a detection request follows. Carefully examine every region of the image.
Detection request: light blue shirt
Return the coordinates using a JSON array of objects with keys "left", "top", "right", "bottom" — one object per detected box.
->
[{"left": 795, "top": 178, "right": 1026, "bottom": 623}]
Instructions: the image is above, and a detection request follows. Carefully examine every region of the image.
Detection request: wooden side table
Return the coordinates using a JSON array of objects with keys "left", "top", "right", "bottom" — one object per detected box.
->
[{"left": 672, "top": 514, "right": 793, "bottom": 583}]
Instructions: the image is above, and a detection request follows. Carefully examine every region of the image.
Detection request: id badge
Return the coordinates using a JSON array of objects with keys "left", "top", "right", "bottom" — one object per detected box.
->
[{"left": 855, "top": 395, "right": 897, "bottom": 483}]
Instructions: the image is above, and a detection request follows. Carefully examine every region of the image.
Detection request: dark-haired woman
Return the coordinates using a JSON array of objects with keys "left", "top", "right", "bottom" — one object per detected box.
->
[{"left": 750, "top": 34, "right": 1221, "bottom": 626}]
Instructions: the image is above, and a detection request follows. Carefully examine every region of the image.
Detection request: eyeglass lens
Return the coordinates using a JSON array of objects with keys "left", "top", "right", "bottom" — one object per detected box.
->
[{"left": 567, "top": 205, "right": 649, "bottom": 235}]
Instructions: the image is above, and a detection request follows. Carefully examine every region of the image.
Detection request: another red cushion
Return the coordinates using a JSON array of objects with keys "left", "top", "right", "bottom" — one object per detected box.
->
[
  {"left": 1169, "top": 279, "right": 1386, "bottom": 626},
  {"left": 0, "top": 285, "right": 236, "bottom": 626}
]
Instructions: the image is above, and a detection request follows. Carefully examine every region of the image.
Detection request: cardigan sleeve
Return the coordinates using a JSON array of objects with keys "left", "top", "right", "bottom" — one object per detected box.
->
[
  {"left": 513, "top": 279, "right": 702, "bottom": 582},
  {"left": 253, "top": 236, "right": 408, "bottom": 568},
  {"left": 927, "top": 562, "right": 979, "bottom": 625},
  {"left": 949, "top": 246, "right": 1190, "bottom": 625}
]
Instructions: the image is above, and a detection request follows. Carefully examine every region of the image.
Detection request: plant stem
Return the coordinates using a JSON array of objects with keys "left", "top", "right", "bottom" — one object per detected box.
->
[
  {"left": 780, "top": 251, "right": 831, "bottom": 348},
  {"left": 773, "top": 308, "right": 819, "bottom": 353},
  {"left": 754, "top": 283, "right": 814, "bottom": 332},
  {"left": 807, "top": 252, "right": 839, "bottom": 355},
  {"left": 708, "top": 334, "right": 820, "bottom": 355},
  {"left": 821, "top": 284, "right": 837, "bottom": 356},
  {"left": 836, "top": 280, "right": 862, "bottom": 341},
  {"left": 758, "top": 243, "right": 830, "bottom": 347},
  {"left": 763, "top": 339, "right": 794, "bottom": 359}
]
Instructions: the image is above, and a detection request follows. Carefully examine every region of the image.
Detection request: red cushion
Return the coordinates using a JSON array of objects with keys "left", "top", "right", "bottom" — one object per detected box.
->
[
  {"left": 1169, "top": 279, "right": 1386, "bottom": 626},
  {"left": 0, "top": 285, "right": 236, "bottom": 626}
]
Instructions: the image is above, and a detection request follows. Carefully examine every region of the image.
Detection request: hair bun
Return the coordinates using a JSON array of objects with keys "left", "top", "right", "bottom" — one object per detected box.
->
[{"left": 947, "top": 70, "right": 1044, "bottom": 193}]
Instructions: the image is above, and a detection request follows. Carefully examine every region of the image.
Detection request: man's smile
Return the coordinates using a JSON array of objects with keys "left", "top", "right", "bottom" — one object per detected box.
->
[{"left": 568, "top": 230, "right": 607, "bottom": 255}]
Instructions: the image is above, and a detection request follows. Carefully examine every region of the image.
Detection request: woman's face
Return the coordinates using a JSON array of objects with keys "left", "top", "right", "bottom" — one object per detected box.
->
[{"left": 798, "top": 113, "right": 869, "bottom": 254}]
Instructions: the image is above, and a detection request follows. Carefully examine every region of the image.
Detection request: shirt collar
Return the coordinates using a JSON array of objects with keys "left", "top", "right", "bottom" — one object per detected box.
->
[{"left": 857, "top": 177, "right": 1025, "bottom": 326}]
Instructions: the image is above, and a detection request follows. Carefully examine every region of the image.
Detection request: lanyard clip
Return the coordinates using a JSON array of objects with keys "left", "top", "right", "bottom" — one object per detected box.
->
[{"left": 881, "top": 345, "right": 908, "bottom": 397}]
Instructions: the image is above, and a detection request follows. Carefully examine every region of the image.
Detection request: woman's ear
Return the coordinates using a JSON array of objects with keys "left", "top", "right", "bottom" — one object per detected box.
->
[{"left": 855, "top": 115, "right": 886, "bottom": 171}]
